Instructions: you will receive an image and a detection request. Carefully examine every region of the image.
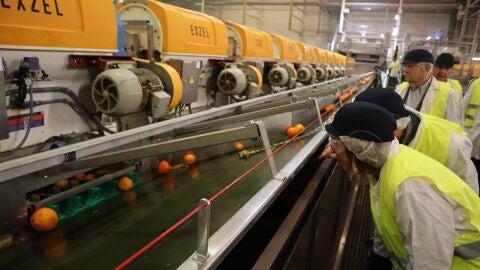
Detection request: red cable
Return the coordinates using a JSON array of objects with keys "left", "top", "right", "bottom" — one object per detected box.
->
[{"left": 115, "top": 117, "right": 322, "bottom": 269}]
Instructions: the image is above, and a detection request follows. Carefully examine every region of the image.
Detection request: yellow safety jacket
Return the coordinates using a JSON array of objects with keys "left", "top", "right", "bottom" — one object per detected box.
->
[
  {"left": 370, "top": 145, "right": 480, "bottom": 269},
  {"left": 391, "top": 61, "right": 400, "bottom": 72},
  {"left": 397, "top": 81, "right": 450, "bottom": 118},
  {"left": 450, "top": 79, "right": 463, "bottom": 103},
  {"left": 390, "top": 61, "right": 400, "bottom": 74},
  {"left": 465, "top": 79, "right": 480, "bottom": 128},
  {"left": 412, "top": 113, "right": 467, "bottom": 165}
]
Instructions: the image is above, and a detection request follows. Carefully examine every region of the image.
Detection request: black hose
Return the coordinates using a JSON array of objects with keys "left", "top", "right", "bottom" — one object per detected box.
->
[
  {"left": 33, "top": 135, "right": 62, "bottom": 153},
  {"left": 6, "top": 87, "right": 115, "bottom": 134},
  {"left": 9, "top": 99, "right": 83, "bottom": 115}
]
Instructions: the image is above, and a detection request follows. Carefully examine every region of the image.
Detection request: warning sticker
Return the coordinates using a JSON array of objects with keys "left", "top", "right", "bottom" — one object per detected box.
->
[{"left": 8, "top": 112, "right": 44, "bottom": 132}]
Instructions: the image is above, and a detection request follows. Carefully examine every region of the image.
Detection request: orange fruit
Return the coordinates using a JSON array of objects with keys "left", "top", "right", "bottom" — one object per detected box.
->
[
  {"left": 157, "top": 160, "right": 171, "bottom": 175},
  {"left": 295, "top": 124, "right": 305, "bottom": 131},
  {"left": 234, "top": 143, "right": 244, "bottom": 151},
  {"left": 183, "top": 153, "right": 197, "bottom": 165},
  {"left": 54, "top": 179, "right": 69, "bottom": 188},
  {"left": 74, "top": 173, "right": 85, "bottom": 180},
  {"left": 286, "top": 126, "right": 300, "bottom": 138},
  {"left": 30, "top": 208, "right": 58, "bottom": 232},
  {"left": 117, "top": 176, "right": 133, "bottom": 191},
  {"left": 83, "top": 174, "right": 95, "bottom": 181}
]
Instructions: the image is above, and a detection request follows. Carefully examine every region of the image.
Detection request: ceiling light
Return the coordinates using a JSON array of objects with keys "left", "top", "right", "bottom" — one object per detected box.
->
[{"left": 426, "top": 36, "right": 432, "bottom": 40}]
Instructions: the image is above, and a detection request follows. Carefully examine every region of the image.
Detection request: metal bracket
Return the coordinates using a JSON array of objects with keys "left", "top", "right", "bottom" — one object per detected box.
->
[
  {"left": 251, "top": 120, "right": 277, "bottom": 177},
  {"left": 194, "top": 198, "right": 211, "bottom": 263},
  {"left": 311, "top": 98, "right": 324, "bottom": 130}
]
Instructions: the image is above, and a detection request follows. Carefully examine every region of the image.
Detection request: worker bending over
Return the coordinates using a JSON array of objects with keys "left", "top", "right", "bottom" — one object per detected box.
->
[
  {"left": 355, "top": 88, "right": 478, "bottom": 194},
  {"left": 321, "top": 102, "right": 480, "bottom": 269}
]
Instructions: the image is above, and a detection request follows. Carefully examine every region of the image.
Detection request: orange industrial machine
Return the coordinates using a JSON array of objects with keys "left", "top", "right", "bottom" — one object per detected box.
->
[
  {"left": 212, "top": 21, "right": 269, "bottom": 105},
  {"left": 0, "top": 0, "right": 357, "bottom": 247},
  {"left": 267, "top": 34, "right": 299, "bottom": 92},
  {"left": 0, "top": 1, "right": 120, "bottom": 152},
  {"left": 296, "top": 42, "right": 318, "bottom": 85}
]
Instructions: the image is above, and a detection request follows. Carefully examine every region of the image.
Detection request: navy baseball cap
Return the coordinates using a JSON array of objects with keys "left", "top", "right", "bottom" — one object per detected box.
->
[
  {"left": 402, "top": 49, "right": 434, "bottom": 64},
  {"left": 325, "top": 102, "right": 396, "bottom": 142},
  {"left": 434, "top": 53, "right": 455, "bottom": 69},
  {"left": 354, "top": 88, "right": 409, "bottom": 119}
]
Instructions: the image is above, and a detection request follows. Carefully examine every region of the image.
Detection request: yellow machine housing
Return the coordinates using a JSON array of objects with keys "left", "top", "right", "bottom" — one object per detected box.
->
[
  {"left": 298, "top": 43, "right": 317, "bottom": 63},
  {"left": 0, "top": 0, "right": 116, "bottom": 51},
  {"left": 117, "top": 0, "right": 228, "bottom": 58},
  {"left": 271, "top": 34, "right": 299, "bottom": 62},
  {"left": 226, "top": 21, "right": 274, "bottom": 60},
  {"left": 315, "top": 48, "right": 327, "bottom": 64}
]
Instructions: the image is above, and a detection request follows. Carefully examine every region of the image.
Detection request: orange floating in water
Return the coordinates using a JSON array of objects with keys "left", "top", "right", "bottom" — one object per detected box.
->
[
  {"left": 234, "top": 142, "right": 244, "bottom": 151},
  {"left": 157, "top": 160, "right": 171, "bottom": 175},
  {"left": 54, "top": 179, "right": 69, "bottom": 188},
  {"left": 183, "top": 152, "right": 197, "bottom": 165},
  {"left": 286, "top": 126, "right": 300, "bottom": 138},
  {"left": 30, "top": 208, "right": 58, "bottom": 232},
  {"left": 83, "top": 174, "right": 95, "bottom": 181},
  {"left": 295, "top": 124, "right": 305, "bottom": 131},
  {"left": 117, "top": 176, "right": 134, "bottom": 191},
  {"left": 73, "top": 173, "right": 85, "bottom": 180}
]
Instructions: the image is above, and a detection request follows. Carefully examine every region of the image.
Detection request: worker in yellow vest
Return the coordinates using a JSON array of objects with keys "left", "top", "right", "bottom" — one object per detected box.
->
[
  {"left": 388, "top": 58, "right": 401, "bottom": 86},
  {"left": 355, "top": 88, "right": 478, "bottom": 194},
  {"left": 320, "top": 102, "right": 480, "bottom": 269},
  {"left": 464, "top": 78, "right": 480, "bottom": 177},
  {"left": 396, "top": 49, "right": 459, "bottom": 123},
  {"left": 433, "top": 52, "right": 464, "bottom": 121}
]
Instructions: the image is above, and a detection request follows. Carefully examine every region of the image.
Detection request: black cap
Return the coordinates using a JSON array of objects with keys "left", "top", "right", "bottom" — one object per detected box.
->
[
  {"left": 434, "top": 53, "right": 455, "bottom": 69},
  {"left": 402, "top": 49, "right": 434, "bottom": 64},
  {"left": 325, "top": 102, "right": 396, "bottom": 142},
  {"left": 354, "top": 88, "right": 409, "bottom": 119}
]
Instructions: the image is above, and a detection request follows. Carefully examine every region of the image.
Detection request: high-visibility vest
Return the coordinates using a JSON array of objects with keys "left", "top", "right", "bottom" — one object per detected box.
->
[
  {"left": 412, "top": 113, "right": 466, "bottom": 165},
  {"left": 464, "top": 79, "right": 480, "bottom": 128},
  {"left": 450, "top": 79, "right": 463, "bottom": 102},
  {"left": 397, "top": 81, "right": 450, "bottom": 118},
  {"left": 370, "top": 145, "right": 480, "bottom": 269}
]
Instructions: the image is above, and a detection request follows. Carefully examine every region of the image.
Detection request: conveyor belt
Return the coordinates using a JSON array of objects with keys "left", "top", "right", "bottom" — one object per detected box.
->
[
  {"left": 0, "top": 74, "right": 372, "bottom": 269},
  {"left": 0, "top": 134, "right": 322, "bottom": 269}
]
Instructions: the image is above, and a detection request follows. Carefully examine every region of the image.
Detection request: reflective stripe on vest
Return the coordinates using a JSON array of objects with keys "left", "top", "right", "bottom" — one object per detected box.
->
[
  {"left": 464, "top": 79, "right": 480, "bottom": 128},
  {"left": 413, "top": 113, "right": 467, "bottom": 165},
  {"left": 371, "top": 145, "right": 480, "bottom": 269},
  {"left": 396, "top": 81, "right": 450, "bottom": 118},
  {"left": 450, "top": 79, "right": 463, "bottom": 102}
]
